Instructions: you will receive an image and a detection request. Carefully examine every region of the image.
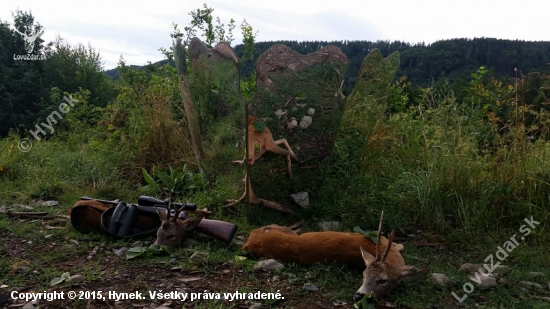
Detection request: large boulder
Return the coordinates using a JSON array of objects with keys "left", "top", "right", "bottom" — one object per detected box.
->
[{"left": 246, "top": 44, "right": 348, "bottom": 211}]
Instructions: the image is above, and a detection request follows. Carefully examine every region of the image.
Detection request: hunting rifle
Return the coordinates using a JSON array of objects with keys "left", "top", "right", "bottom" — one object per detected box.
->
[{"left": 80, "top": 196, "right": 238, "bottom": 244}]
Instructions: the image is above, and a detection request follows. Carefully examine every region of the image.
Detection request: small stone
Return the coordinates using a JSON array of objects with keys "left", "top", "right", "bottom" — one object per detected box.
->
[
  {"left": 222, "top": 269, "right": 231, "bottom": 274},
  {"left": 171, "top": 266, "right": 182, "bottom": 271},
  {"left": 23, "top": 206, "right": 34, "bottom": 211},
  {"left": 249, "top": 302, "right": 262, "bottom": 309},
  {"left": 274, "top": 109, "right": 287, "bottom": 119},
  {"left": 112, "top": 247, "right": 127, "bottom": 256},
  {"left": 475, "top": 274, "right": 498, "bottom": 288},
  {"left": 254, "top": 259, "right": 285, "bottom": 272},
  {"left": 14, "top": 267, "right": 30, "bottom": 274},
  {"left": 459, "top": 263, "right": 482, "bottom": 274},
  {"left": 493, "top": 265, "right": 511, "bottom": 276},
  {"left": 272, "top": 275, "right": 279, "bottom": 282},
  {"left": 290, "top": 192, "right": 309, "bottom": 208},
  {"left": 0, "top": 284, "right": 8, "bottom": 288},
  {"left": 45, "top": 235, "right": 53, "bottom": 239},
  {"left": 299, "top": 116, "right": 312, "bottom": 128},
  {"left": 41, "top": 200, "right": 59, "bottom": 207},
  {"left": 520, "top": 281, "right": 542, "bottom": 289},
  {"left": 22, "top": 303, "right": 35, "bottom": 309},
  {"left": 303, "top": 283, "right": 319, "bottom": 292},
  {"left": 318, "top": 221, "right": 341, "bottom": 231},
  {"left": 307, "top": 108, "right": 315, "bottom": 116},
  {"left": 305, "top": 271, "right": 313, "bottom": 279},
  {"left": 287, "top": 119, "right": 298, "bottom": 130},
  {"left": 528, "top": 271, "right": 545, "bottom": 278},
  {"left": 70, "top": 239, "right": 79, "bottom": 246},
  {"left": 67, "top": 274, "right": 84, "bottom": 285},
  {"left": 429, "top": 273, "right": 452, "bottom": 288}
]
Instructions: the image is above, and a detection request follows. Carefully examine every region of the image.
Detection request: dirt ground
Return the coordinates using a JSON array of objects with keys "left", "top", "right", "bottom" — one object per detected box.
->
[{"left": 1, "top": 217, "right": 387, "bottom": 309}]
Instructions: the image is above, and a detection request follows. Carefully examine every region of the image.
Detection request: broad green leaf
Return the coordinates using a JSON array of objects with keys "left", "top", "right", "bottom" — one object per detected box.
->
[
  {"left": 142, "top": 168, "right": 160, "bottom": 191},
  {"left": 353, "top": 226, "right": 378, "bottom": 243},
  {"left": 51, "top": 277, "right": 66, "bottom": 286}
]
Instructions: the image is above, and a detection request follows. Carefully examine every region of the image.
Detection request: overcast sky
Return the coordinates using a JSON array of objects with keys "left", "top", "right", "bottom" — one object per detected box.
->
[{"left": 1, "top": 0, "right": 548, "bottom": 70}]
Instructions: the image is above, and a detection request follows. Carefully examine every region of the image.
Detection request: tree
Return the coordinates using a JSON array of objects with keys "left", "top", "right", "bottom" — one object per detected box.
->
[{"left": 0, "top": 10, "right": 45, "bottom": 136}]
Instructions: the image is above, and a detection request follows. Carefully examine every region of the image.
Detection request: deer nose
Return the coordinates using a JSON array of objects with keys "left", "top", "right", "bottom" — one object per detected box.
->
[{"left": 353, "top": 293, "right": 365, "bottom": 301}]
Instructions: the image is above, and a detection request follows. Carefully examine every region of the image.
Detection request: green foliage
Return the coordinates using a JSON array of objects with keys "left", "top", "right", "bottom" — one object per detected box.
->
[
  {"left": 240, "top": 19, "right": 257, "bottom": 62},
  {"left": 50, "top": 272, "right": 71, "bottom": 286},
  {"left": 125, "top": 246, "right": 171, "bottom": 260},
  {"left": 141, "top": 165, "right": 204, "bottom": 200}
]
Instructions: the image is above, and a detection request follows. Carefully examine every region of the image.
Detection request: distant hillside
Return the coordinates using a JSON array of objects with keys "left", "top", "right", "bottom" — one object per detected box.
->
[{"left": 104, "top": 38, "right": 550, "bottom": 88}]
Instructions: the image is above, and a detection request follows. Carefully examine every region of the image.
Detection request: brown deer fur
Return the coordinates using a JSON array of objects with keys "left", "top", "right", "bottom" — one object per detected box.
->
[
  {"left": 242, "top": 224, "right": 405, "bottom": 269},
  {"left": 234, "top": 115, "right": 298, "bottom": 177}
]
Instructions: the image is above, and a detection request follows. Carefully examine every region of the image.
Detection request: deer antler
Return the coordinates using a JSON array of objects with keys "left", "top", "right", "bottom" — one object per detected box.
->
[
  {"left": 375, "top": 210, "right": 384, "bottom": 262},
  {"left": 381, "top": 230, "right": 395, "bottom": 263},
  {"left": 13, "top": 27, "right": 26, "bottom": 38}
]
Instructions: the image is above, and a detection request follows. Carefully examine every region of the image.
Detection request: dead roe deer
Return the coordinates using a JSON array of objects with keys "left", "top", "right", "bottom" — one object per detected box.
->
[{"left": 242, "top": 212, "right": 429, "bottom": 299}]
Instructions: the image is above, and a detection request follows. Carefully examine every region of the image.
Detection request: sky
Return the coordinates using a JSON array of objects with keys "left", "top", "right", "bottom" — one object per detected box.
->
[{"left": 1, "top": 0, "right": 548, "bottom": 70}]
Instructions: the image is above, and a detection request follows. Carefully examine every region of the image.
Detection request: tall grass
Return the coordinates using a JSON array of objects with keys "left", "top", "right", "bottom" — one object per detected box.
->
[{"left": 316, "top": 69, "right": 550, "bottom": 243}]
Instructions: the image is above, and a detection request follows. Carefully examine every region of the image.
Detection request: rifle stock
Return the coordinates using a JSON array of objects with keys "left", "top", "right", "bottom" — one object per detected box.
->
[{"left": 195, "top": 219, "right": 238, "bottom": 244}]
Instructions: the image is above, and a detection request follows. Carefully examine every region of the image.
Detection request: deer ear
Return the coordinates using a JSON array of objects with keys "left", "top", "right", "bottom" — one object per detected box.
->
[
  {"left": 398, "top": 266, "right": 430, "bottom": 282},
  {"left": 360, "top": 246, "right": 376, "bottom": 265},
  {"left": 183, "top": 216, "right": 203, "bottom": 231},
  {"left": 156, "top": 207, "right": 168, "bottom": 221}
]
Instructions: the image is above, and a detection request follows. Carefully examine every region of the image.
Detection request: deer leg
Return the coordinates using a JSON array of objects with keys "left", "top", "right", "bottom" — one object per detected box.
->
[
  {"left": 232, "top": 153, "right": 246, "bottom": 165},
  {"left": 264, "top": 138, "right": 299, "bottom": 177},
  {"left": 224, "top": 174, "right": 294, "bottom": 214}
]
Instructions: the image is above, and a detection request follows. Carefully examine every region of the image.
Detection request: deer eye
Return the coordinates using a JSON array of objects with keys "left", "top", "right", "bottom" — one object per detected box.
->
[{"left": 377, "top": 279, "right": 388, "bottom": 285}]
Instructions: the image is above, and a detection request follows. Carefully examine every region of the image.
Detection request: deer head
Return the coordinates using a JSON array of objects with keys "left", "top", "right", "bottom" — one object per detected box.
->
[
  {"left": 13, "top": 28, "right": 44, "bottom": 54},
  {"left": 354, "top": 212, "right": 429, "bottom": 300},
  {"left": 153, "top": 206, "right": 202, "bottom": 247}
]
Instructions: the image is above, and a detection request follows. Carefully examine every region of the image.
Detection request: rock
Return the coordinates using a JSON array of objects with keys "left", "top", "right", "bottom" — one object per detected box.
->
[
  {"left": 249, "top": 302, "right": 262, "bottom": 309},
  {"left": 67, "top": 274, "right": 84, "bottom": 285},
  {"left": 290, "top": 192, "right": 309, "bottom": 208},
  {"left": 428, "top": 273, "right": 452, "bottom": 288},
  {"left": 274, "top": 109, "right": 287, "bottom": 119},
  {"left": 13, "top": 267, "right": 30, "bottom": 274},
  {"left": 222, "top": 269, "right": 231, "bottom": 274},
  {"left": 304, "top": 271, "right": 313, "bottom": 279},
  {"left": 256, "top": 44, "right": 347, "bottom": 90},
  {"left": 528, "top": 271, "right": 545, "bottom": 278},
  {"left": 493, "top": 265, "right": 511, "bottom": 276},
  {"left": 307, "top": 108, "right": 315, "bottom": 116},
  {"left": 303, "top": 283, "right": 319, "bottom": 292},
  {"left": 459, "top": 263, "right": 482, "bottom": 274},
  {"left": 520, "top": 281, "right": 542, "bottom": 289},
  {"left": 44, "top": 234, "right": 53, "bottom": 239},
  {"left": 254, "top": 259, "right": 285, "bottom": 272},
  {"left": 22, "top": 303, "right": 35, "bottom": 309},
  {"left": 69, "top": 239, "right": 79, "bottom": 246},
  {"left": 171, "top": 266, "right": 182, "bottom": 271},
  {"left": 287, "top": 119, "right": 298, "bottom": 130},
  {"left": 112, "top": 247, "right": 127, "bottom": 256},
  {"left": 23, "top": 206, "right": 34, "bottom": 211},
  {"left": 41, "top": 200, "right": 59, "bottom": 207},
  {"left": 299, "top": 116, "right": 313, "bottom": 128},
  {"left": 474, "top": 274, "right": 498, "bottom": 288},
  {"left": 0, "top": 284, "right": 7, "bottom": 288},
  {"left": 318, "top": 221, "right": 341, "bottom": 231}
]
